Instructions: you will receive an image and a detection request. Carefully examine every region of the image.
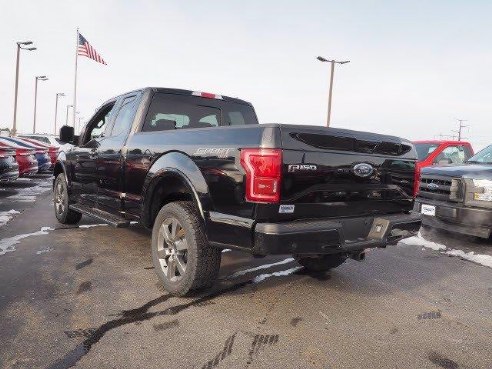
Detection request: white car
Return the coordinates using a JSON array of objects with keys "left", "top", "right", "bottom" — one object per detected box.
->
[
  {"left": 19, "top": 134, "right": 74, "bottom": 154},
  {"left": 18, "top": 134, "right": 61, "bottom": 147}
]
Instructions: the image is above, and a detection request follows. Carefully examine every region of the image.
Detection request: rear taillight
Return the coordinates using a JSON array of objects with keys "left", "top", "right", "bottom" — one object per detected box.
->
[
  {"left": 413, "top": 165, "right": 421, "bottom": 197},
  {"left": 240, "top": 148, "right": 282, "bottom": 203}
]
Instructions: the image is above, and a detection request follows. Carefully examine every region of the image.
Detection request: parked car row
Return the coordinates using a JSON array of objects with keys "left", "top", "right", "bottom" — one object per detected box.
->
[{"left": 0, "top": 135, "right": 59, "bottom": 182}]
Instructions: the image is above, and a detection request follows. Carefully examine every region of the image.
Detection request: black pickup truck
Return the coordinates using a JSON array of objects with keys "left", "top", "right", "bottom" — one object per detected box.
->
[
  {"left": 416, "top": 144, "right": 492, "bottom": 238},
  {"left": 54, "top": 87, "right": 420, "bottom": 295}
]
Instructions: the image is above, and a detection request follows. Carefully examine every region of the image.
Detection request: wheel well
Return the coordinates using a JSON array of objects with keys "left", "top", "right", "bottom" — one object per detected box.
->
[
  {"left": 145, "top": 174, "right": 196, "bottom": 228},
  {"left": 54, "top": 163, "right": 64, "bottom": 178},
  {"left": 53, "top": 163, "right": 64, "bottom": 188}
]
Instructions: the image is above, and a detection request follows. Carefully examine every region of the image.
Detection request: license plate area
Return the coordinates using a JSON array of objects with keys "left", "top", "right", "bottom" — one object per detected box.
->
[
  {"left": 367, "top": 218, "right": 391, "bottom": 240},
  {"left": 421, "top": 204, "right": 436, "bottom": 216}
]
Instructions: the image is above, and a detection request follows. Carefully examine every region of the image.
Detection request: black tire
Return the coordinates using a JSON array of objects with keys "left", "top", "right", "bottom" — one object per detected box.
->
[
  {"left": 295, "top": 254, "right": 347, "bottom": 272},
  {"left": 151, "top": 201, "right": 221, "bottom": 296},
  {"left": 53, "top": 173, "right": 82, "bottom": 224}
]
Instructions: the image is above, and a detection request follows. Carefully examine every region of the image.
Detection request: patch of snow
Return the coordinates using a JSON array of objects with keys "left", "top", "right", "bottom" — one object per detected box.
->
[
  {"left": 0, "top": 210, "right": 20, "bottom": 227},
  {"left": 0, "top": 227, "right": 54, "bottom": 256},
  {"left": 399, "top": 232, "right": 446, "bottom": 251},
  {"left": 222, "top": 249, "right": 231, "bottom": 253},
  {"left": 228, "top": 257, "right": 295, "bottom": 279},
  {"left": 36, "top": 247, "right": 54, "bottom": 255},
  {"left": 399, "top": 233, "right": 492, "bottom": 269},
  {"left": 445, "top": 249, "right": 492, "bottom": 268},
  {"left": 253, "top": 266, "right": 302, "bottom": 283},
  {"left": 7, "top": 183, "right": 51, "bottom": 202},
  {"left": 78, "top": 224, "right": 108, "bottom": 229}
]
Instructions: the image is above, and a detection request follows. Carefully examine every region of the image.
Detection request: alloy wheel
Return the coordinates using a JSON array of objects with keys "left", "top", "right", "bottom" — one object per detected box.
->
[
  {"left": 55, "top": 181, "right": 65, "bottom": 215},
  {"left": 157, "top": 217, "right": 188, "bottom": 282}
]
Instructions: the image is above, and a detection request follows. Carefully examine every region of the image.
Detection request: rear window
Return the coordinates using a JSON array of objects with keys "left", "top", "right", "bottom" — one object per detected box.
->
[
  {"left": 142, "top": 93, "right": 258, "bottom": 132},
  {"left": 414, "top": 143, "right": 439, "bottom": 161}
]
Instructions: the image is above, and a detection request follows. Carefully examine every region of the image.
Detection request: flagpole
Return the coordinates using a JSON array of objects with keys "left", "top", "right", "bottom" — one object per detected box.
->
[{"left": 73, "top": 28, "right": 79, "bottom": 129}]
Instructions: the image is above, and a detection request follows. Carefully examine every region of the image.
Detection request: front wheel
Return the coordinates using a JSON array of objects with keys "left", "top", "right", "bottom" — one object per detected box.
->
[
  {"left": 295, "top": 254, "right": 347, "bottom": 272},
  {"left": 151, "top": 201, "right": 221, "bottom": 296},
  {"left": 53, "top": 173, "right": 82, "bottom": 224}
]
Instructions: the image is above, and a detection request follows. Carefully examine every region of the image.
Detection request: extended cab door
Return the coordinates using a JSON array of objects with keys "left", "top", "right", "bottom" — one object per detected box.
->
[
  {"left": 69, "top": 102, "right": 116, "bottom": 205},
  {"left": 96, "top": 93, "right": 140, "bottom": 212}
]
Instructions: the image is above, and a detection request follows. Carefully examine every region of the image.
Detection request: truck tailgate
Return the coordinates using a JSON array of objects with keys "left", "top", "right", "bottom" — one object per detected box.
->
[{"left": 256, "top": 125, "right": 417, "bottom": 221}]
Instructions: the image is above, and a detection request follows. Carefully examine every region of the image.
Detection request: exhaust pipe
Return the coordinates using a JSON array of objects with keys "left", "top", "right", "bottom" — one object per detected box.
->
[{"left": 350, "top": 251, "right": 365, "bottom": 262}]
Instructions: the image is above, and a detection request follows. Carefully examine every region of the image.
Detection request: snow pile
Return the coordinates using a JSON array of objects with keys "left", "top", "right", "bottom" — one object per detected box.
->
[
  {"left": 253, "top": 266, "right": 302, "bottom": 283},
  {"left": 7, "top": 183, "right": 51, "bottom": 202},
  {"left": 445, "top": 249, "right": 492, "bottom": 268},
  {"left": 228, "top": 257, "right": 294, "bottom": 279},
  {"left": 0, "top": 210, "right": 20, "bottom": 227},
  {"left": 0, "top": 227, "right": 53, "bottom": 256},
  {"left": 400, "top": 233, "right": 492, "bottom": 269},
  {"left": 78, "top": 224, "right": 108, "bottom": 229}
]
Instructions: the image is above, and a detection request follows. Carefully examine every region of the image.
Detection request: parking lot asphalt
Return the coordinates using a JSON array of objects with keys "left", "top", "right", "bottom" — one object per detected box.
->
[{"left": 0, "top": 176, "right": 491, "bottom": 369}]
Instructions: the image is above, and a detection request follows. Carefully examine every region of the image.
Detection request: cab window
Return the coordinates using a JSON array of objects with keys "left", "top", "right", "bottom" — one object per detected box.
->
[
  {"left": 110, "top": 96, "right": 137, "bottom": 137},
  {"left": 434, "top": 146, "right": 467, "bottom": 165},
  {"left": 81, "top": 102, "right": 116, "bottom": 146},
  {"left": 142, "top": 93, "right": 258, "bottom": 132}
]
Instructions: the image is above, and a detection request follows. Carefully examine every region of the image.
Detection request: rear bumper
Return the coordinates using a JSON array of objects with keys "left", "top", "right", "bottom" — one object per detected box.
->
[
  {"left": 252, "top": 212, "right": 422, "bottom": 255},
  {"left": 0, "top": 167, "right": 19, "bottom": 181},
  {"left": 415, "top": 199, "right": 492, "bottom": 238}
]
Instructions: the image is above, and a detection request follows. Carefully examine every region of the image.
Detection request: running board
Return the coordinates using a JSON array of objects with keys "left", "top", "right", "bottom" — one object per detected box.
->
[{"left": 69, "top": 204, "right": 130, "bottom": 228}]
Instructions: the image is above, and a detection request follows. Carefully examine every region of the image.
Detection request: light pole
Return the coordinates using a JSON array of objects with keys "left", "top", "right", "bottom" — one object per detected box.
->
[
  {"left": 33, "top": 75, "right": 48, "bottom": 133},
  {"left": 54, "top": 93, "right": 65, "bottom": 135},
  {"left": 65, "top": 105, "right": 73, "bottom": 125},
  {"left": 317, "top": 56, "right": 350, "bottom": 127},
  {"left": 77, "top": 116, "right": 84, "bottom": 134},
  {"left": 12, "top": 41, "right": 37, "bottom": 135}
]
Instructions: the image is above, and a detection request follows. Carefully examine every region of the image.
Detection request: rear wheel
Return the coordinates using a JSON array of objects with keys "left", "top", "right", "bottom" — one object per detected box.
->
[
  {"left": 151, "top": 201, "right": 221, "bottom": 296},
  {"left": 54, "top": 173, "right": 82, "bottom": 224},
  {"left": 295, "top": 254, "right": 347, "bottom": 272}
]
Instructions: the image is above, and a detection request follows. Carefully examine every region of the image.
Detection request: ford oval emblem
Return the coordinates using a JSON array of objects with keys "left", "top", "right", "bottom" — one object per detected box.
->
[
  {"left": 353, "top": 163, "right": 374, "bottom": 178},
  {"left": 427, "top": 182, "right": 439, "bottom": 191}
]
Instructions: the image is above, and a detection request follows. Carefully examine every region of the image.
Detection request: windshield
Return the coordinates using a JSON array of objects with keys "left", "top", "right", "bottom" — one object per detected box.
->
[
  {"left": 467, "top": 145, "right": 492, "bottom": 164},
  {"left": 414, "top": 143, "right": 439, "bottom": 161}
]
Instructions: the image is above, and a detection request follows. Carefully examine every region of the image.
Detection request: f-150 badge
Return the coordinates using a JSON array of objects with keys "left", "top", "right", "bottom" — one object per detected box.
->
[{"left": 288, "top": 164, "right": 318, "bottom": 172}]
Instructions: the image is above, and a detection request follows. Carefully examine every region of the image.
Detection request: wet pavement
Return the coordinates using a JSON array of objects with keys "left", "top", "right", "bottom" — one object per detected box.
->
[{"left": 0, "top": 176, "right": 491, "bottom": 369}]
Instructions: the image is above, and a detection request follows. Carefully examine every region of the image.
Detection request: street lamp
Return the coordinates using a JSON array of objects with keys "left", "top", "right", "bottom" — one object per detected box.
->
[
  {"left": 54, "top": 93, "right": 65, "bottom": 135},
  {"left": 317, "top": 56, "right": 350, "bottom": 127},
  {"left": 33, "top": 75, "right": 48, "bottom": 134},
  {"left": 77, "top": 115, "right": 84, "bottom": 134},
  {"left": 12, "top": 41, "right": 37, "bottom": 135},
  {"left": 65, "top": 104, "right": 73, "bottom": 125}
]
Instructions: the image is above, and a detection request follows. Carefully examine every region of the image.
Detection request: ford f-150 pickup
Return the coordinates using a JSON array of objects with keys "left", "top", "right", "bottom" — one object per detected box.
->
[
  {"left": 416, "top": 144, "right": 492, "bottom": 238},
  {"left": 54, "top": 87, "right": 421, "bottom": 295}
]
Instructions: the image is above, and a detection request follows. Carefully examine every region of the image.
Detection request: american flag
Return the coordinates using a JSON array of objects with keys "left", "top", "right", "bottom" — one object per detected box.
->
[{"left": 77, "top": 33, "right": 107, "bottom": 65}]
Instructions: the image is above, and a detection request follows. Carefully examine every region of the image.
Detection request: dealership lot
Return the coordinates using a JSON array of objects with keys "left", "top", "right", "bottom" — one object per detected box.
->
[{"left": 0, "top": 177, "right": 491, "bottom": 369}]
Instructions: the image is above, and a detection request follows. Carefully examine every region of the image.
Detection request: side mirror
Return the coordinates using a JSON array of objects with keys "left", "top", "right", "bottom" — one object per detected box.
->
[{"left": 59, "top": 125, "right": 74, "bottom": 144}]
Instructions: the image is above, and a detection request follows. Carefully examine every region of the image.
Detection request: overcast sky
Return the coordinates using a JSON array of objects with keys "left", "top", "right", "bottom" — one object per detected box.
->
[{"left": 1, "top": 0, "right": 491, "bottom": 149}]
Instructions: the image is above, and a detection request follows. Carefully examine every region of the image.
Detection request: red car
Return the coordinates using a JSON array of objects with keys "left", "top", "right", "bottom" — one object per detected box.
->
[
  {"left": 413, "top": 140, "right": 474, "bottom": 194},
  {"left": 0, "top": 141, "right": 38, "bottom": 177},
  {"left": 0, "top": 146, "right": 19, "bottom": 181},
  {"left": 19, "top": 136, "right": 59, "bottom": 169}
]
